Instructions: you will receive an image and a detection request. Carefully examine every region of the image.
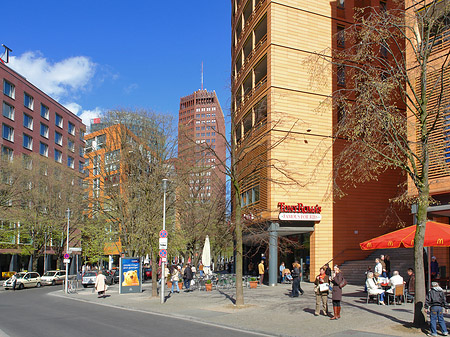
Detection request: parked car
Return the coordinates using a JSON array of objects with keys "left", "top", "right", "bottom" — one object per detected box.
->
[
  {"left": 40, "top": 270, "right": 66, "bottom": 286},
  {"left": 82, "top": 270, "right": 114, "bottom": 288},
  {"left": 112, "top": 269, "right": 119, "bottom": 284},
  {"left": 143, "top": 267, "right": 152, "bottom": 280},
  {"left": 3, "top": 272, "right": 41, "bottom": 290},
  {"left": 82, "top": 271, "right": 97, "bottom": 288}
]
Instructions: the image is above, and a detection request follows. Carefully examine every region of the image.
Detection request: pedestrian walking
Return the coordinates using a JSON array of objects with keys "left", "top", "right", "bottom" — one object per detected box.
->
[
  {"left": 183, "top": 263, "right": 193, "bottom": 292},
  {"left": 425, "top": 281, "right": 449, "bottom": 336},
  {"left": 170, "top": 266, "right": 180, "bottom": 294},
  {"left": 95, "top": 270, "right": 107, "bottom": 298},
  {"left": 279, "top": 262, "right": 285, "bottom": 283},
  {"left": 11, "top": 272, "right": 17, "bottom": 291},
  {"left": 314, "top": 267, "right": 330, "bottom": 316},
  {"left": 258, "top": 260, "right": 265, "bottom": 285},
  {"left": 291, "top": 261, "right": 304, "bottom": 297},
  {"left": 330, "top": 265, "right": 346, "bottom": 320}
]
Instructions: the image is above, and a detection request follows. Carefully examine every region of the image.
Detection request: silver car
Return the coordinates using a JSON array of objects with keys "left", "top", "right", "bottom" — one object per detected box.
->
[
  {"left": 40, "top": 270, "right": 66, "bottom": 286},
  {"left": 82, "top": 271, "right": 97, "bottom": 288}
]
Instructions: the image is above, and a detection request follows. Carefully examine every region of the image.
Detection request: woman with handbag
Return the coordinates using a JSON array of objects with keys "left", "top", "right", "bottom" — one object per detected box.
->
[
  {"left": 314, "top": 267, "right": 330, "bottom": 316},
  {"left": 330, "top": 265, "right": 346, "bottom": 320}
]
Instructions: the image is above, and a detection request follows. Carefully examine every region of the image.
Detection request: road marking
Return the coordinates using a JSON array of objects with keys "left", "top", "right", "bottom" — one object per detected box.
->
[{"left": 49, "top": 291, "right": 275, "bottom": 337}]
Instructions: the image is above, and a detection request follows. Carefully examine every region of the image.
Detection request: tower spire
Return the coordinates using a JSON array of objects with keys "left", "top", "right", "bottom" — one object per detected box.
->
[{"left": 201, "top": 61, "right": 204, "bottom": 90}]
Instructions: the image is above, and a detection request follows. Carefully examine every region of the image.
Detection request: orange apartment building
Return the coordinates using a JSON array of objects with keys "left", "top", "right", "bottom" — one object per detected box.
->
[
  {"left": 84, "top": 124, "right": 148, "bottom": 266},
  {"left": 231, "top": 0, "right": 411, "bottom": 284}
]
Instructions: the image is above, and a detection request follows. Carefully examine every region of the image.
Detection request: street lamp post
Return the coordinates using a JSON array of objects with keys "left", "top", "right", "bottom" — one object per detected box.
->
[
  {"left": 160, "top": 178, "right": 168, "bottom": 304},
  {"left": 65, "top": 208, "right": 70, "bottom": 294}
]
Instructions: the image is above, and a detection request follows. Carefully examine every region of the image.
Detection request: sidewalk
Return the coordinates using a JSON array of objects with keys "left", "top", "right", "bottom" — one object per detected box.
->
[{"left": 54, "top": 281, "right": 428, "bottom": 337}]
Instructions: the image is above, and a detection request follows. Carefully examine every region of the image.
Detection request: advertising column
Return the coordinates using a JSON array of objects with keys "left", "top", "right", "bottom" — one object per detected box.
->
[{"left": 119, "top": 257, "right": 142, "bottom": 294}]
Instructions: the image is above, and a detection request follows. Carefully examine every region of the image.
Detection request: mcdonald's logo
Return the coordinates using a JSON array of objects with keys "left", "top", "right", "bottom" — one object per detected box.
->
[
  {"left": 388, "top": 241, "right": 393, "bottom": 247},
  {"left": 367, "top": 242, "right": 372, "bottom": 248},
  {"left": 437, "top": 238, "right": 444, "bottom": 245},
  {"left": 411, "top": 239, "right": 414, "bottom": 245}
]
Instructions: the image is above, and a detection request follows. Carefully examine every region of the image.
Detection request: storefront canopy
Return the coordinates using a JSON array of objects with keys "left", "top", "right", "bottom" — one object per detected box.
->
[{"left": 360, "top": 221, "right": 450, "bottom": 250}]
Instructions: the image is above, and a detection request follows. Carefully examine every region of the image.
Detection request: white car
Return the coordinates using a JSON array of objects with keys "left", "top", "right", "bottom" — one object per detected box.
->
[
  {"left": 82, "top": 271, "right": 97, "bottom": 288},
  {"left": 40, "top": 270, "right": 66, "bottom": 286},
  {"left": 3, "top": 272, "right": 41, "bottom": 290}
]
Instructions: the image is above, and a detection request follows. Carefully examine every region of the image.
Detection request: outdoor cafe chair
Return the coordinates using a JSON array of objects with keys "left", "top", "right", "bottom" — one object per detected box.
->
[
  {"left": 366, "top": 292, "right": 381, "bottom": 305},
  {"left": 387, "top": 284, "right": 405, "bottom": 305}
]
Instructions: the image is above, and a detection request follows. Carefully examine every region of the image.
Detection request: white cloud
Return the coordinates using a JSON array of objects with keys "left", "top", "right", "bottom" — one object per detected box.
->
[
  {"left": 8, "top": 51, "right": 96, "bottom": 100},
  {"left": 124, "top": 83, "right": 138, "bottom": 94},
  {"left": 78, "top": 107, "right": 103, "bottom": 127},
  {"left": 64, "top": 102, "right": 82, "bottom": 115}
]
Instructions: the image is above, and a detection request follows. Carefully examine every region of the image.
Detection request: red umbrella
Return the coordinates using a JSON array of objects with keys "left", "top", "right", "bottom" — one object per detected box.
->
[{"left": 360, "top": 221, "right": 450, "bottom": 250}]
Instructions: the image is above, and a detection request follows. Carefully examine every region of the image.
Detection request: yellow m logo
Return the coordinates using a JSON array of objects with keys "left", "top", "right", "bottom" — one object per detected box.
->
[
  {"left": 367, "top": 242, "right": 372, "bottom": 248},
  {"left": 437, "top": 238, "right": 444, "bottom": 245},
  {"left": 388, "top": 241, "right": 393, "bottom": 247}
]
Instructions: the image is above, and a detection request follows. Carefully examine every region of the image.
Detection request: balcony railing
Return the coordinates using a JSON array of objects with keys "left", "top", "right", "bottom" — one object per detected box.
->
[
  {"left": 429, "top": 29, "right": 450, "bottom": 55},
  {"left": 235, "top": 34, "right": 268, "bottom": 87},
  {"left": 235, "top": 75, "right": 268, "bottom": 117},
  {"left": 234, "top": 0, "right": 267, "bottom": 60}
]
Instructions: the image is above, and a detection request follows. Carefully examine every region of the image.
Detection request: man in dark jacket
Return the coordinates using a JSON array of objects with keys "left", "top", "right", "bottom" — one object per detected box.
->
[
  {"left": 183, "top": 264, "right": 193, "bottom": 292},
  {"left": 405, "top": 268, "right": 415, "bottom": 302},
  {"left": 425, "top": 281, "right": 448, "bottom": 336}
]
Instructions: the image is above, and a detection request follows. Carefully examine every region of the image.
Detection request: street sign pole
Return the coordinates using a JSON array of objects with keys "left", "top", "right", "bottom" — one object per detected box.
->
[
  {"left": 65, "top": 208, "right": 70, "bottom": 294},
  {"left": 160, "top": 179, "right": 167, "bottom": 304}
]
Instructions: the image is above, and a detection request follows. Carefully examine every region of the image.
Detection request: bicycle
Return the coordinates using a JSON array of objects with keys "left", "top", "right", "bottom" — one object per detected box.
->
[{"left": 67, "top": 280, "right": 78, "bottom": 294}]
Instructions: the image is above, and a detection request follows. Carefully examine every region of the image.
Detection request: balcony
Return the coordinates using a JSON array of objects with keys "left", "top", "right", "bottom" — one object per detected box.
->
[
  {"left": 234, "top": 0, "right": 267, "bottom": 60},
  {"left": 235, "top": 34, "right": 267, "bottom": 87}
]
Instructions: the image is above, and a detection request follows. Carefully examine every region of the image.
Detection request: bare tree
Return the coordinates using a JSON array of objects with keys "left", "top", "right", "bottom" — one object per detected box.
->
[
  {"left": 179, "top": 98, "right": 302, "bottom": 306},
  {"left": 85, "top": 108, "right": 177, "bottom": 297},
  {"left": 308, "top": 1, "right": 450, "bottom": 326}
]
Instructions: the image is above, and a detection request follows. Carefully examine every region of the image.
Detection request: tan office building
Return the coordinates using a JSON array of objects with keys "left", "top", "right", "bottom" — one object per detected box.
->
[{"left": 232, "top": 0, "right": 409, "bottom": 283}]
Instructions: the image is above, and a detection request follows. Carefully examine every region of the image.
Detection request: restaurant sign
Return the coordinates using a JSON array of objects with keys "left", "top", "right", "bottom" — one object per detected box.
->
[{"left": 277, "top": 202, "right": 322, "bottom": 221}]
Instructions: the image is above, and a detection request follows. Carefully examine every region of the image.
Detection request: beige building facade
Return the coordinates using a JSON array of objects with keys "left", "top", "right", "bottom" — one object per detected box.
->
[{"left": 232, "top": 0, "right": 408, "bottom": 283}]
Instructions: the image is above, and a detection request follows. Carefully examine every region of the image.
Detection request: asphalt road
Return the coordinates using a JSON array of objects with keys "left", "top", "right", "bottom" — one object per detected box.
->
[{"left": 0, "top": 287, "right": 271, "bottom": 337}]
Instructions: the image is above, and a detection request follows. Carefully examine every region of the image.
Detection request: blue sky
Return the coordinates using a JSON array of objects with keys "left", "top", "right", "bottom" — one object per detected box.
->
[{"left": 1, "top": 1, "right": 232, "bottom": 127}]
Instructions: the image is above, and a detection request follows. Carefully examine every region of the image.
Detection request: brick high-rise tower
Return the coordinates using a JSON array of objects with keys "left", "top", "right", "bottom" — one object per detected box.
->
[{"left": 178, "top": 89, "right": 226, "bottom": 201}]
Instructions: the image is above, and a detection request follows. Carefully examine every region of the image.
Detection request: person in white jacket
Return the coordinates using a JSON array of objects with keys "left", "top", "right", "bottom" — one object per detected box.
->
[
  {"left": 374, "top": 258, "right": 383, "bottom": 276},
  {"left": 366, "top": 271, "right": 386, "bottom": 305},
  {"left": 95, "top": 270, "right": 107, "bottom": 298},
  {"left": 387, "top": 271, "right": 403, "bottom": 294}
]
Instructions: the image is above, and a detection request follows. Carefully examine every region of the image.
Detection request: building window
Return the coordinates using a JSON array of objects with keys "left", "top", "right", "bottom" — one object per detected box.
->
[
  {"left": 68, "top": 139, "right": 75, "bottom": 152},
  {"left": 337, "top": 25, "right": 345, "bottom": 48},
  {"left": 23, "top": 113, "right": 33, "bottom": 130},
  {"left": 67, "top": 156, "right": 74, "bottom": 169},
  {"left": 23, "top": 134, "right": 33, "bottom": 150},
  {"left": 3, "top": 80, "right": 15, "bottom": 99},
  {"left": 2, "top": 124, "right": 14, "bottom": 142},
  {"left": 55, "top": 113, "right": 63, "bottom": 128},
  {"left": 337, "top": 65, "right": 346, "bottom": 86},
  {"left": 1, "top": 146, "right": 13, "bottom": 161},
  {"left": 2, "top": 101, "right": 14, "bottom": 120},
  {"left": 79, "top": 146, "right": 84, "bottom": 157},
  {"left": 55, "top": 131, "right": 63, "bottom": 146},
  {"left": 40, "top": 142, "right": 48, "bottom": 157},
  {"left": 22, "top": 154, "right": 32, "bottom": 170},
  {"left": 54, "top": 149, "right": 62, "bottom": 163},
  {"left": 79, "top": 161, "right": 84, "bottom": 173},
  {"left": 338, "top": 0, "right": 345, "bottom": 8},
  {"left": 380, "top": 1, "right": 387, "bottom": 12},
  {"left": 68, "top": 121, "right": 75, "bottom": 135},
  {"left": 80, "top": 129, "right": 85, "bottom": 141},
  {"left": 24, "top": 93, "right": 34, "bottom": 110},
  {"left": 40, "top": 123, "right": 49, "bottom": 138},
  {"left": 380, "top": 44, "right": 388, "bottom": 58},
  {"left": 41, "top": 104, "right": 49, "bottom": 119}
]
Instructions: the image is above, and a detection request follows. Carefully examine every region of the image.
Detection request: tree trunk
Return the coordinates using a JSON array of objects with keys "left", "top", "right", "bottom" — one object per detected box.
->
[
  {"left": 234, "top": 184, "right": 244, "bottom": 306},
  {"left": 413, "top": 192, "right": 429, "bottom": 327},
  {"left": 151, "top": 249, "right": 158, "bottom": 297}
]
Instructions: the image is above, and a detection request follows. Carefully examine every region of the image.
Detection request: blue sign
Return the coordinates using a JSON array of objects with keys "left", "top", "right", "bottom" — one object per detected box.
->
[
  {"left": 119, "top": 257, "right": 142, "bottom": 294},
  {"left": 306, "top": 256, "right": 310, "bottom": 265}
]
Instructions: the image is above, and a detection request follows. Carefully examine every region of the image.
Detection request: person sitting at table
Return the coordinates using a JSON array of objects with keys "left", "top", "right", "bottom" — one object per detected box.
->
[
  {"left": 366, "top": 272, "right": 386, "bottom": 305},
  {"left": 387, "top": 270, "right": 404, "bottom": 297}
]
